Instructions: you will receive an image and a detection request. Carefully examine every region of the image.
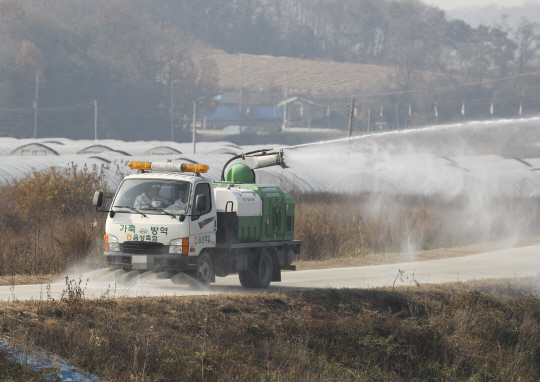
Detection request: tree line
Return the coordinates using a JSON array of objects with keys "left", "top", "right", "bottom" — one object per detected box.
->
[{"left": 0, "top": 0, "right": 540, "bottom": 140}]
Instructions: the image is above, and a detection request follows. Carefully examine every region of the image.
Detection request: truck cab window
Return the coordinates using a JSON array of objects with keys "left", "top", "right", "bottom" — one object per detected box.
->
[
  {"left": 192, "top": 182, "right": 212, "bottom": 220},
  {"left": 111, "top": 179, "right": 191, "bottom": 213}
]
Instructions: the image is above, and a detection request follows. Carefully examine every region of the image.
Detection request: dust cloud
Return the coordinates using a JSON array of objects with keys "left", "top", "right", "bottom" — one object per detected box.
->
[{"left": 274, "top": 117, "right": 540, "bottom": 258}]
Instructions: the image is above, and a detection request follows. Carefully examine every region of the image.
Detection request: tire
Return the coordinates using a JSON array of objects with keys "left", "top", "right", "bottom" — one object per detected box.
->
[
  {"left": 239, "top": 250, "right": 273, "bottom": 289},
  {"left": 239, "top": 269, "right": 256, "bottom": 288},
  {"left": 256, "top": 251, "right": 273, "bottom": 288},
  {"left": 194, "top": 252, "right": 214, "bottom": 286}
]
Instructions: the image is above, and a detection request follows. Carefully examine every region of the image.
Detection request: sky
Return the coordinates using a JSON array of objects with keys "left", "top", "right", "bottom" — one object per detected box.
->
[{"left": 423, "top": 0, "right": 540, "bottom": 10}]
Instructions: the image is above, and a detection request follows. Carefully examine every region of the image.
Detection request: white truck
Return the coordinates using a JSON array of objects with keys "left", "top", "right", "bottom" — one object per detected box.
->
[{"left": 93, "top": 150, "right": 301, "bottom": 288}]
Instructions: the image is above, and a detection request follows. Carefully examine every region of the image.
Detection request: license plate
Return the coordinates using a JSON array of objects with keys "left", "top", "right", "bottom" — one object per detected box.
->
[{"left": 132, "top": 255, "right": 154, "bottom": 270}]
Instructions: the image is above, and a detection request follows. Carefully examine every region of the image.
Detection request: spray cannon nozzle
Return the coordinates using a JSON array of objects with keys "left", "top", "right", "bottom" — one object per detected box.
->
[
  {"left": 221, "top": 149, "right": 287, "bottom": 182},
  {"left": 277, "top": 149, "right": 286, "bottom": 168},
  {"left": 250, "top": 149, "right": 286, "bottom": 168}
]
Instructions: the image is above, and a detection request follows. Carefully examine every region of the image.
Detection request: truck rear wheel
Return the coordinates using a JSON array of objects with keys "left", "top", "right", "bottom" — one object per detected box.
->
[
  {"left": 239, "top": 250, "right": 273, "bottom": 288},
  {"left": 238, "top": 269, "right": 255, "bottom": 288}
]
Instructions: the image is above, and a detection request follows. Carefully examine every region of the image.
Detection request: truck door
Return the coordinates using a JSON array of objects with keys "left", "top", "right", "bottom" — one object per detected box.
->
[{"left": 189, "top": 181, "right": 217, "bottom": 254}]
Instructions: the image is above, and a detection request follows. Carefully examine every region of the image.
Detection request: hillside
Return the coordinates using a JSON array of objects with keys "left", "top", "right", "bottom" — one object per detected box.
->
[{"left": 206, "top": 50, "right": 396, "bottom": 97}]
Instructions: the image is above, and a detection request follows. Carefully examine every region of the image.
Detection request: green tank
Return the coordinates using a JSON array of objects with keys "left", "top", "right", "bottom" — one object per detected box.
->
[
  {"left": 216, "top": 149, "right": 295, "bottom": 244},
  {"left": 213, "top": 182, "right": 296, "bottom": 243}
]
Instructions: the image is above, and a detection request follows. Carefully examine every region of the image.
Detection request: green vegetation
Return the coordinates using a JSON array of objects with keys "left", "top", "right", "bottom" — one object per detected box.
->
[{"left": 2, "top": 281, "right": 540, "bottom": 381}]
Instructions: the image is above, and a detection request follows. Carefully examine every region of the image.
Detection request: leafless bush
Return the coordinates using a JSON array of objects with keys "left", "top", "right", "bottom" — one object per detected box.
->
[
  {"left": 294, "top": 192, "right": 540, "bottom": 260},
  {"left": 0, "top": 163, "right": 115, "bottom": 276}
]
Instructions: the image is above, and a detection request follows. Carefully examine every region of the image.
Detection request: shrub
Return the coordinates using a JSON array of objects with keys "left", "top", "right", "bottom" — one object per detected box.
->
[
  {"left": 0, "top": 164, "right": 112, "bottom": 276},
  {"left": 10, "top": 163, "right": 106, "bottom": 222},
  {"left": 293, "top": 192, "right": 540, "bottom": 260}
]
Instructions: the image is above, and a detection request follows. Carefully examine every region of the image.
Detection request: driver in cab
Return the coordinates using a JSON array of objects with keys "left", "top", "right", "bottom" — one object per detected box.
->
[
  {"left": 165, "top": 187, "right": 188, "bottom": 214},
  {"left": 134, "top": 184, "right": 167, "bottom": 209}
]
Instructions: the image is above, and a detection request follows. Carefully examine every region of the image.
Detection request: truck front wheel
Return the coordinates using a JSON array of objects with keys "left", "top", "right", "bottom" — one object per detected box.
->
[
  {"left": 195, "top": 252, "right": 214, "bottom": 286},
  {"left": 239, "top": 250, "right": 273, "bottom": 289}
]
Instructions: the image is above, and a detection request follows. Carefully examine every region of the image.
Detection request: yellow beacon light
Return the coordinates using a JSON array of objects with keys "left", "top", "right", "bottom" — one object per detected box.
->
[
  {"left": 128, "top": 161, "right": 209, "bottom": 173},
  {"left": 128, "top": 161, "right": 152, "bottom": 170},
  {"left": 181, "top": 164, "right": 210, "bottom": 173}
]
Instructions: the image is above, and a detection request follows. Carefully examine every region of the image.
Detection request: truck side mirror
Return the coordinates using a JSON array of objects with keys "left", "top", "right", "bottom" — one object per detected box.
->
[
  {"left": 93, "top": 190, "right": 104, "bottom": 208},
  {"left": 195, "top": 194, "right": 206, "bottom": 212}
]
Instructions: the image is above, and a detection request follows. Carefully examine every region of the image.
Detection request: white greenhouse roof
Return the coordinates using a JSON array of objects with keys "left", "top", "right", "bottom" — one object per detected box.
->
[{"left": 1, "top": 137, "right": 540, "bottom": 198}]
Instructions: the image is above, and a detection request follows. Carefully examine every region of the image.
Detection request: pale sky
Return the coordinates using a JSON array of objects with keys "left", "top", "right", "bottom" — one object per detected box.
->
[{"left": 423, "top": 0, "right": 540, "bottom": 11}]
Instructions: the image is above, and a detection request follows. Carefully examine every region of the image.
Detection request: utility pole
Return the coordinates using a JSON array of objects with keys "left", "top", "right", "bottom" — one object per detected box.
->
[
  {"left": 348, "top": 98, "right": 355, "bottom": 137},
  {"left": 170, "top": 80, "right": 174, "bottom": 141},
  {"left": 33, "top": 71, "right": 39, "bottom": 138},
  {"left": 281, "top": 63, "right": 289, "bottom": 132},
  {"left": 395, "top": 102, "right": 400, "bottom": 130},
  {"left": 367, "top": 107, "right": 371, "bottom": 133},
  {"left": 239, "top": 56, "right": 243, "bottom": 116},
  {"left": 94, "top": 100, "right": 97, "bottom": 140},
  {"left": 192, "top": 100, "right": 197, "bottom": 154}
]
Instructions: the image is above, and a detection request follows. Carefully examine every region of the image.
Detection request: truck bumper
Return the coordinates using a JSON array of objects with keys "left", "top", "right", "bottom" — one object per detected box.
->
[{"left": 104, "top": 251, "right": 195, "bottom": 272}]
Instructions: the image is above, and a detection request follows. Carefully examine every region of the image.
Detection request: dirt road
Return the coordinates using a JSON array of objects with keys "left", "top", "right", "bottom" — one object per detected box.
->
[{"left": 1, "top": 244, "right": 539, "bottom": 302}]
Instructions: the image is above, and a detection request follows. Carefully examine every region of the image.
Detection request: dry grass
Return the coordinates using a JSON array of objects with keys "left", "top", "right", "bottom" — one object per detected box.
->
[
  {"left": 293, "top": 192, "right": 540, "bottom": 261},
  {"left": 0, "top": 355, "right": 48, "bottom": 381},
  {"left": 0, "top": 163, "right": 119, "bottom": 279},
  {"left": 2, "top": 279, "right": 540, "bottom": 381},
  {"left": 0, "top": 217, "right": 104, "bottom": 276}
]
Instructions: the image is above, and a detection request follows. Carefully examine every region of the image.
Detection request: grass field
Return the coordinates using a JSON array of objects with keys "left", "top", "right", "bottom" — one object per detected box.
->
[{"left": 2, "top": 278, "right": 540, "bottom": 381}]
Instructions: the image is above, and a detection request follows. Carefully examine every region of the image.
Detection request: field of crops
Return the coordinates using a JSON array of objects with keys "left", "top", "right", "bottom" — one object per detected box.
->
[{"left": 206, "top": 50, "right": 395, "bottom": 96}]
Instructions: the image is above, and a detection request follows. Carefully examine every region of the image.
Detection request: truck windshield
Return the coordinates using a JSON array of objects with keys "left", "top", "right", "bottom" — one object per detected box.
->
[{"left": 112, "top": 179, "right": 191, "bottom": 215}]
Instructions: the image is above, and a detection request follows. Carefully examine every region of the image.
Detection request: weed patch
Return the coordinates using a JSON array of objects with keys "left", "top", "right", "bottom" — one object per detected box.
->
[
  {"left": 293, "top": 192, "right": 540, "bottom": 260},
  {"left": 0, "top": 163, "right": 124, "bottom": 277},
  {"left": 2, "top": 282, "right": 540, "bottom": 381}
]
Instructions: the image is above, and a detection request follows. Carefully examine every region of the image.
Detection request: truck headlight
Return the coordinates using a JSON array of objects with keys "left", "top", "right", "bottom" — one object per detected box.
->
[
  {"left": 169, "top": 238, "right": 189, "bottom": 255},
  {"left": 105, "top": 234, "right": 120, "bottom": 252}
]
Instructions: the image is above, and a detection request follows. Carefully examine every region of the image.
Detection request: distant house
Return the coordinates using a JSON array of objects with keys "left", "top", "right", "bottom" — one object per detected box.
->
[
  {"left": 203, "top": 91, "right": 283, "bottom": 130},
  {"left": 277, "top": 97, "right": 330, "bottom": 128},
  {"left": 199, "top": 92, "right": 329, "bottom": 131}
]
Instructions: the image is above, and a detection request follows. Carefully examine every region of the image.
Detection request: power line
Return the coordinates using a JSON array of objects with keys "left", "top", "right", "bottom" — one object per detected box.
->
[
  {"left": 350, "top": 70, "right": 540, "bottom": 99},
  {"left": 39, "top": 102, "right": 95, "bottom": 112},
  {"left": 0, "top": 101, "right": 94, "bottom": 113}
]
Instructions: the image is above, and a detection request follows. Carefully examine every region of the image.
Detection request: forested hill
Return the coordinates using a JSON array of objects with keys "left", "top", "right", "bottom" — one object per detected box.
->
[{"left": 1, "top": 0, "right": 539, "bottom": 141}]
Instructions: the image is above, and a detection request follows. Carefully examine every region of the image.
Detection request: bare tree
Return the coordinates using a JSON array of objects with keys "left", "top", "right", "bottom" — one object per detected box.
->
[{"left": 514, "top": 17, "right": 540, "bottom": 80}]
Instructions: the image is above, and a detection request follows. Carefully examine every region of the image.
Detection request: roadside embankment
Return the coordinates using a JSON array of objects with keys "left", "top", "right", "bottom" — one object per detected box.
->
[{"left": 2, "top": 279, "right": 540, "bottom": 381}]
